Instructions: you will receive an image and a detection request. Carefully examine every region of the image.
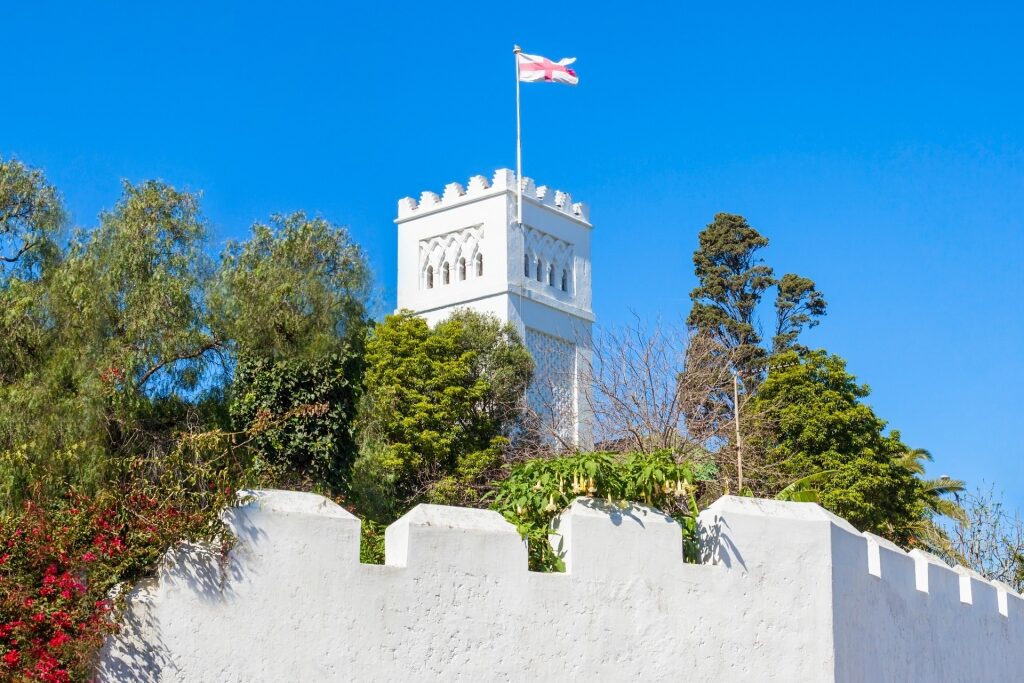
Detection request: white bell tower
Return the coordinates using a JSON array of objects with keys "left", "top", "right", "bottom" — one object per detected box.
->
[{"left": 395, "top": 169, "right": 594, "bottom": 449}]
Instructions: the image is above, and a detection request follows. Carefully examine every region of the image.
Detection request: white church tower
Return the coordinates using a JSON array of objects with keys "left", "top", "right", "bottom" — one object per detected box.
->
[{"left": 396, "top": 169, "right": 594, "bottom": 448}]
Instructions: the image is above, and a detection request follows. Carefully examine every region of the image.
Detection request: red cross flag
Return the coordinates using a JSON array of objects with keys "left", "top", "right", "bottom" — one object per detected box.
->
[{"left": 517, "top": 51, "right": 579, "bottom": 86}]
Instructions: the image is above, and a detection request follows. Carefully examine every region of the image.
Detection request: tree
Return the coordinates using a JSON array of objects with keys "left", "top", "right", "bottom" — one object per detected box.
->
[
  {"left": 687, "top": 213, "right": 827, "bottom": 375},
  {"left": 210, "top": 212, "right": 371, "bottom": 361},
  {"left": 773, "top": 273, "right": 827, "bottom": 353},
  {"left": 68, "top": 180, "right": 219, "bottom": 397},
  {"left": 353, "top": 310, "right": 533, "bottom": 520},
  {"left": 0, "top": 180, "right": 221, "bottom": 503},
  {"left": 0, "top": 158, "right": 66, "bottom": 392},
  {"left": 0, "top": 157, "right": 63, "bottom": 280},
  {"left": 687, "top": 213, "right": 774, "bottom": 375},
  {"left": 749, "top": 350, "right": 934, "bottom": 544},
  {"left": 0, "top": 181, "right": 377, "bottom": 508}
]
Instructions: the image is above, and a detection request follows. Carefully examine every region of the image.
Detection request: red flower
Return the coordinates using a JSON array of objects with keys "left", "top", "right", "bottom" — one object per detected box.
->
[
  {"left": 48, "top": 631, "right": 70, "bottom": 649},
  {"left": 81, "top": 551, "right": 97, "bottom": 562},
  {"left": 2, "top": 649, "right": 19, "bottom": 666}
]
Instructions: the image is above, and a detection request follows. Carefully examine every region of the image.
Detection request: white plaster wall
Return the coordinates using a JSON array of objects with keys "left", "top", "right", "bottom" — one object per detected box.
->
[
  {"left": 99, "top": 491, "right": 1023, "bottom": 682},
  {"left": 830, "top": 528, "right": 1024, "bottom": 682},
  {"left": 415, "top": 295, "right": 513, "bottom": 329}
]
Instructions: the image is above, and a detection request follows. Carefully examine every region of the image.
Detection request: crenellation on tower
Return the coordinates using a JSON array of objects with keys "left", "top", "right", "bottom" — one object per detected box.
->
[
  {"left": 397, "top": 169, "right": 590, "bottom": 223},
  {"left": 442, "top": 181, "right": 465, "bottom": 202}
]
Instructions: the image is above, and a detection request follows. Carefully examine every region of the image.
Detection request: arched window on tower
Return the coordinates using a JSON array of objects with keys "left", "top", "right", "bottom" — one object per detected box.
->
[
  {"left": 535, "top": 258, "right": 542, "bottom": 282},
  {"left": 561, "top": 269, "right": 569, "bottom": 292},
  {"left": 458, "top": 257, "right": 466, "bottom": 281},
  {"left": 426, "top": 266, "right": 434, "bottom": 289},
  {"left": 442, "top": 262, "right": 450, "bottom": 285},
  {"left": 476, "top": 253, "right": 483, "bottom": 277},
  {"left": 523, "top": 253, "right": 530, "bottom": 277},
  {"left": 547, "top": 264, "right": 555, "bottom": 286}
]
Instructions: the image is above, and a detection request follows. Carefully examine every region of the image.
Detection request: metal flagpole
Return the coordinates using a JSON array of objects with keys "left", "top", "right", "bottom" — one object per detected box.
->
[{"left": 514, "top": 45, "right": 523, "bottom": 226}]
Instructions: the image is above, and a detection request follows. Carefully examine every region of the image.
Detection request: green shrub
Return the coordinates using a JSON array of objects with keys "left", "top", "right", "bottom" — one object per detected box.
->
[
  {"left": 491, "top": 451, "right": 700, "bottom": 571},
  {"left": 230, "top": 350, "right": 363, "bottom": 494}
]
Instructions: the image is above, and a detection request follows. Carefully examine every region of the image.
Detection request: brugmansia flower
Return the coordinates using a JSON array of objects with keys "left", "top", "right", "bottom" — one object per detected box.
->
[{"left": 544, "top": 495, "right": 557, "bottom": 513}]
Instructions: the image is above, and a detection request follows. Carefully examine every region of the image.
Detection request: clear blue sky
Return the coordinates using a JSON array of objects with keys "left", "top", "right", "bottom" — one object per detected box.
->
[{"left": 5, "top": 2, "right": 1023, "bottom": 508}]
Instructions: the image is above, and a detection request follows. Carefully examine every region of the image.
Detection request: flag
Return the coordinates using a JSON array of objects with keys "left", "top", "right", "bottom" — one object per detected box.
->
[{"left": 517, "top": 52, "right": 579, "bottom": 85}]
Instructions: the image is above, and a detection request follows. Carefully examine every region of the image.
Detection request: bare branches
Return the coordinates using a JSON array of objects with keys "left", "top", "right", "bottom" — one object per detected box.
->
[
  {"left": 944, "top": 485, "right": 1024, "bottom": 592},
  {"left": 1, "top": 239, "right": 39, "bottom": 263},
  {"left": 585, "top": 318, "right": 700, "bottom": 454},
  {"left": 136, "top": 339, "right": 223, "bottom": 389},
  {"left": 511, "top": 316, "right": 785, "bottom": 502}
]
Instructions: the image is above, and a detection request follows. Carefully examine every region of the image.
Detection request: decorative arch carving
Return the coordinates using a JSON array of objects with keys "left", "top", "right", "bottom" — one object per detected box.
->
[
  {"left": 524, "top": 227, "right": 574, "bottom": 296},
  {"left": 418, "top": 225, "right": 484, "bottom": 289}
]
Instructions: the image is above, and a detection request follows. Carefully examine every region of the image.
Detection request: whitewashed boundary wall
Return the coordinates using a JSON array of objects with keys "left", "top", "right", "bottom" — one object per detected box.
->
[{"left": 98, "top": 491, "right": 1024, "bottom": 682}]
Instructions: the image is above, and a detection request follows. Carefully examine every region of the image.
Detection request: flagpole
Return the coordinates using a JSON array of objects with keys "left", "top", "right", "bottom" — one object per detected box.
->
[{"left": 513, "top": 44, "right": 523, "bottom": 226}]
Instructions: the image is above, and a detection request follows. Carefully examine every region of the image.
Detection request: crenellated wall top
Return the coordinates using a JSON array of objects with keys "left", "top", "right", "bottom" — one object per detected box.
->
[{"left": 397, "top": 169, "right": 590, "bottom": 223}]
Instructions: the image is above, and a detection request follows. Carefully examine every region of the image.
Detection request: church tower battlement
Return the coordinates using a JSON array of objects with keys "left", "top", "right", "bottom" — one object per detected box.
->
[{"left": 395, "top": 169, "right": 594, "bottom": 448}]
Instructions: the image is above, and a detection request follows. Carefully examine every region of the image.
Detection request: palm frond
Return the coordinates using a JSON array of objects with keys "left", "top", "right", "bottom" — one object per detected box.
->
[
  {"left": 776, "top": 469, "right": 838, "bottom": 503},
  {"left": 898, "top": 447, "right": 932, "bottom": 475}
]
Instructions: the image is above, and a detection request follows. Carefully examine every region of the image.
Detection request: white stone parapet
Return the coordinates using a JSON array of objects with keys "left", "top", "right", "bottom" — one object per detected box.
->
[
  {"left": 396, "top": 169, "right": 590, "bottom": 223},
  {"left": 98, "top": 491, "right": 1024, "bottom": 682}
]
